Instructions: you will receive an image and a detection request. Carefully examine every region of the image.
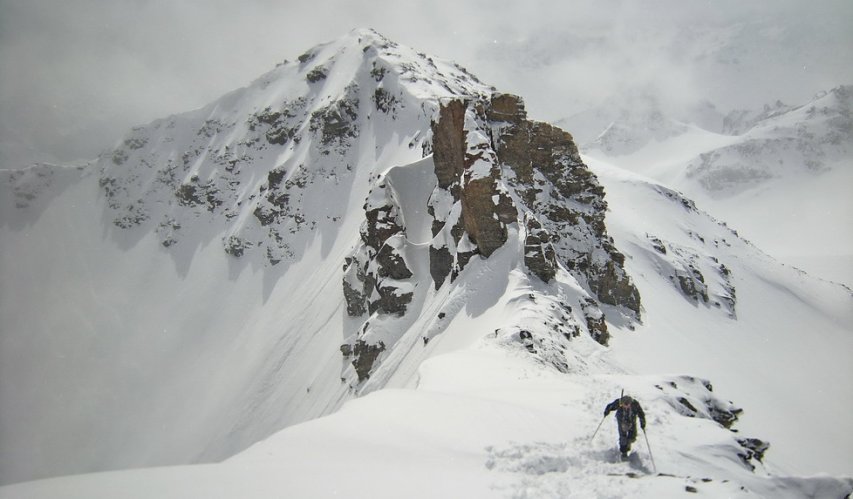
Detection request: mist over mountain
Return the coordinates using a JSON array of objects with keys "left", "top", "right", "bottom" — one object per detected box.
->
[
  {"left": 559, "top": 83, "right": 853, "bottom": 288},
  {"left": 2, "top": 0, "right": 851, "bottom": 167},
  {"left": 1, "top": 29, "right": 851, "bottom": 498}
]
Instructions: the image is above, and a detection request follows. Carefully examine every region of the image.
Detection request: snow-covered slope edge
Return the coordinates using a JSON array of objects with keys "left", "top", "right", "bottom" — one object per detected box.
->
[
  {"left": 587, "top": 157, "right": 853, "bottom": 476},
  {"left": 1, "top": 311, "right": 850, "bottom": 498}
]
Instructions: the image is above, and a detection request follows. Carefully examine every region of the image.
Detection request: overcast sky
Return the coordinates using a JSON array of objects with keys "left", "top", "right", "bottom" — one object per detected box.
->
[{"left": 1, "top": 0, "right": 851, "bottom": 165}]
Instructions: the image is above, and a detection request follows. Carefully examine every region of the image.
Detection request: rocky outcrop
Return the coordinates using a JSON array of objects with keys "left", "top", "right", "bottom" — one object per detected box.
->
[
  {"left": 427, "top": 97, "right": 520, "bottom": 288},
  {"left": 343, "top": 177, "right": 414, "bottom": 319},
  {"left": 644, "top": 227, "right": 737, "bottom": 319},
  {"left": 653, "top": 375, "right": 767, "bottom": 471},
  {"left": 523, "top": 214, "right": 558, "bottom": 283},
  {"left": 426, "top": 94, "right": 640, "bottom": 322},
  {"left": 432, "top": 100, "right": 467, "bottom": 191},
  {"left": 341, "top": 176, "right": 417, "bottom": 382},
  {"left": 309, "top": 83, "right": 360, "bottom": 154},
  {"left": 340, "top": 340, "right": 386, "bottom": 382},
  {"left": 487, "top": 94, "right": 640, "bottom": 318}
]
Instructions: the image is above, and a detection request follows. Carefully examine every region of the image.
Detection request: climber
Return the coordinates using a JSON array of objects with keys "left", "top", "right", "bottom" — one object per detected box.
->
[{"left": 603, "top": 394, "right": 646, "bottom": 459}]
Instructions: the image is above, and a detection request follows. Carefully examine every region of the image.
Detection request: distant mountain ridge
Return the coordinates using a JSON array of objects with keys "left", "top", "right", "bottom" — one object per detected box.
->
[
  {"left": 558, "top": 83, "right": 853, "bottom": 287},
  {"left": 687, "top": 84, "right": 851, "bottom": 195},
  {"left": 562, "top": 84, "right": 851, "bottom": 197}
]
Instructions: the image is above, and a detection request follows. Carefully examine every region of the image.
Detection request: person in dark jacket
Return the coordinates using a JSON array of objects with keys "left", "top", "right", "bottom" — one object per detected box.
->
[{"left": 604, "top": 395, "right": 646, "bottom": 458}]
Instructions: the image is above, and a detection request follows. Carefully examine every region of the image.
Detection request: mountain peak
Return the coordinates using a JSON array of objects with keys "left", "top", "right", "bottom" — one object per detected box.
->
[{"left": 243, "top": 28, "right": 490, "bottom": 111}]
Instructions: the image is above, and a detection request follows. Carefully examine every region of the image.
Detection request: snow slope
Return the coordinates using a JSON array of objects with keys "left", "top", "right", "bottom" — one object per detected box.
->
[
  {"left": 586, "top": 158, "right": 853, "bottom": 476},
  {"left": 2, "top": 315, "right": 850, "bottom": 498}
]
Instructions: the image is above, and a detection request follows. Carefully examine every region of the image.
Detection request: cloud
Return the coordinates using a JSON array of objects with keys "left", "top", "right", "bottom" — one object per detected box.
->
[{"left": 1, "top": 0, "right": 851, "bottom": 165}]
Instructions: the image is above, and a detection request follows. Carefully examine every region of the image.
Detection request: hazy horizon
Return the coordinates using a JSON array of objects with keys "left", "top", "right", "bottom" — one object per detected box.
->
[{"left": 1, "top": 0, "right": 851, "bottom": 166}]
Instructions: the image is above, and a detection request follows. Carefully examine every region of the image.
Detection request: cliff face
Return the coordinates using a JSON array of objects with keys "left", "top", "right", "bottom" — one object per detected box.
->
[
  {"left": 342, "top": 92, "right": 641, "bottom": 381},
  {"left": 437, "top": 94, "right": 640, "bottom": 317}
]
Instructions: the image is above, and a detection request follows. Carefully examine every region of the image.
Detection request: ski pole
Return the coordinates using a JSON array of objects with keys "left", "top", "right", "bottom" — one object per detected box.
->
[
  {"left": 643, "top": 428, "right": 657, "bottom": 473},
  {"left": 590, "top": 414, "right": 607, "bottom": 442}
]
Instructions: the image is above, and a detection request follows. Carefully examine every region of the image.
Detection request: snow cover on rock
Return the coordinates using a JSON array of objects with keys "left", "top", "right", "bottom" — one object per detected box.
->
[{"left": 1, "top": 29, "right": 852, "bottom": 497}]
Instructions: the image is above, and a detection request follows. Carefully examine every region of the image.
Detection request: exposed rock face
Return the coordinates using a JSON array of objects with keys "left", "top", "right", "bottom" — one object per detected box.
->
[
  {"left": 335, "top": 91, "right": 641, "bottom": 362},
  {"left": 640, "top": 188, "right": 738, "bottom": 319},
  {"left": 432, "top": 100, "right": 467, "bottom": 190},
  {"left": 309, "top": 83, "right": 361, "bottom": 153},
  {"left": 581, "top": 298, "right": 609, "bottom": 345},
  {"left": 738, "top": 438, "right": 770, "bottom": 470},
  {"left": 651, "top": 375, "right": 767, "bottom": 470},
  {"left": 426, "top": 94, "right": 640, "bottom": 323},
  {"left": 342, "top": 176, "right": 415, "bottom": 380},
  {"left": 348, "top": 91, "right": 637, "bottom": 380},
  {"left": 343, "top": 178, "right": 414, "bottom": 318},
  {"left": 487, "top": 94, "right": 640, "bottom": 318},
  {"left": 523, "top": 214, "right": 558, "bottom": 283},
  {"left": 340, "top": 340, "right": 386, "bottom": 382},
  {"left": 426, "top": 97, "right": 523, "bottom": 295}
]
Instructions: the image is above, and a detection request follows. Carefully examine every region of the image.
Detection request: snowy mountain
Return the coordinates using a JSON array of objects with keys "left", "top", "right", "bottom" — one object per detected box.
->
[
  {"left": 554, "top": 89, "right": 723, "bottom": 157},
  {"left": 568, "top": 85, "right": 853, "bottom": 288},
  {"left": 687, "top": 85, "right": 851, "bottom": 196},
  {"left": 1, "top": 29, "right": 851, "bottom": 497}
]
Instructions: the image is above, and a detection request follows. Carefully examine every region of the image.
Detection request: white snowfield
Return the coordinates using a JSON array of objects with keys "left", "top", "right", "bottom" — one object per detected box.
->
[
  {"left": 1, "top": 29, "right": 852, "bottom": 498},
  {"left": 1, "top": 342, "right": 850, "bottom": 498}
]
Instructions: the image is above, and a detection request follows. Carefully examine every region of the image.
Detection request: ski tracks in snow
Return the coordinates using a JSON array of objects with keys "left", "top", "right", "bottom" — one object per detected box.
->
[
  {"left": 485, "top": 438, "right": 650, "bottom": 497},
  {"left": 484, "top": 439, "right": 753, "bottom": 498}
]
